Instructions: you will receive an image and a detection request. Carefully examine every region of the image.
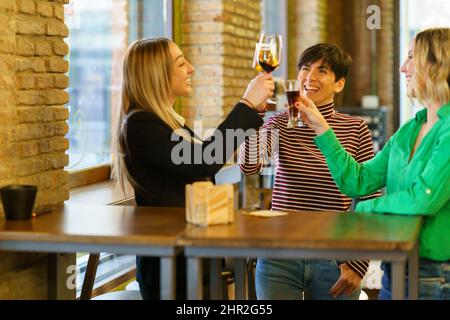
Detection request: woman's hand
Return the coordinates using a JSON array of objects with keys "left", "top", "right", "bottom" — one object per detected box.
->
[
  {"left": 242, "top": 73, "right": 275, "bottom": 111},
  {"left": 295, "top": 94, "right": 330, "bottom": 136},
  {"left": 329, "top": 263, "right": 363, "bottom": 298}
]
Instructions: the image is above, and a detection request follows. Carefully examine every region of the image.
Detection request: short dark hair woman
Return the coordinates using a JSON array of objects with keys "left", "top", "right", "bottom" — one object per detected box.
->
[{"left": 240, "top": 43, "right": 380, "bottom": 300}]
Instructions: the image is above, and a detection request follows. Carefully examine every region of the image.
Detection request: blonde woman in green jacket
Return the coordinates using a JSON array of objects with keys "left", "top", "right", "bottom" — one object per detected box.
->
[{"left": 296, "top": 28, "right": 449, "bottom": 300}]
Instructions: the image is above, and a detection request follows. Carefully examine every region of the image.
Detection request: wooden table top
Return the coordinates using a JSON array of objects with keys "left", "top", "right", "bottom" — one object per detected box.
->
[
  {"left": 178, "top": 210, "right": 423, "bottom": 252},
  {"left": 0, "top": 206, "right": 423, "bottom": 253},
  {"left": 0, "top": 204, "right": 187, "bottom": 247}
]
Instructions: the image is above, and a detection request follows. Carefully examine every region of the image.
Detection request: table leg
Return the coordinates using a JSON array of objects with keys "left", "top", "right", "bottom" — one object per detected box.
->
[
  {"left": 160, "top": 256, "right": 176, "bottom": 300},
  {"left": 240, "top": 173, "right": 246, "bottom": 208},
  {"left": 187, "top": 257, "right": 203, "bottom": 300},
  {"left": 210, "top": 258, "right": 222, "bottom": 300},
  {"left": 408, "top": 241, "right": 419, "bottom": 300},
  {"left": 48, "top": 253, "right": 76, "bottom": 300},
  {"left": 391, "top": 261, "right": 406, "bottom": 300},
  {"left": 247, "top": 259, "right": 257, "bottom": 300},
  {"left": 234, "top": 258, "right": 247, "bottom": 300}
]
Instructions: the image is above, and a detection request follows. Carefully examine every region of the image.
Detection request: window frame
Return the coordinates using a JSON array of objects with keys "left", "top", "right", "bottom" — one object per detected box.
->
[{"left": 69, "top": 164, "right": 111, "bottom": 189}]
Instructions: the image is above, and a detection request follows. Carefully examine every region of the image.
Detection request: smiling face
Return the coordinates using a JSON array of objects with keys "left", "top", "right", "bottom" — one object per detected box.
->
[
  {"left": 169, "top": 42, "right": 194, "bottom": 98},
  {"left": 297, "top": 58, "right": 345, "bottom": 106},
  {"left": 400, "top": 39, "right": 416, "bottom": 95}
]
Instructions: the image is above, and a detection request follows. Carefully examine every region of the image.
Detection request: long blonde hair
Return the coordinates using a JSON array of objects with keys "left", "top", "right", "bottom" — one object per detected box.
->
[
  {"left": 112, "top": 38, "right": 189, "bottom": 193},
  {"left": 409, "top": 28, "right": 450, "bottom": 106}
]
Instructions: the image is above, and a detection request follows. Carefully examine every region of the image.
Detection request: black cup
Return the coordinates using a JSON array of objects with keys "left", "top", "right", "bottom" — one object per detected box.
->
[{"left": 0, "top": 185, "right": 37, "bottom": 220}]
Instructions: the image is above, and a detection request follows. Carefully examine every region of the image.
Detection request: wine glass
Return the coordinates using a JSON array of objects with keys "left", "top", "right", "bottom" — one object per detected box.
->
[
  {"left": 282, "top": 79, "right": 304, "bottom": 128},
  {"left": 253, "top": 33, "right": 282, "bottom": 104}
]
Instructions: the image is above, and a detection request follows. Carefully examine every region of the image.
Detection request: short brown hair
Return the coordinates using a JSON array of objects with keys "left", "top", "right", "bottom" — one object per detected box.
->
[{"left": 297, "top": 43, "right": 352, "bottom": 81}]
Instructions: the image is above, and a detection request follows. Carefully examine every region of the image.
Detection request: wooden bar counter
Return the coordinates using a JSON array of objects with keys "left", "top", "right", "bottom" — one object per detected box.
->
[
  {"left": 0, "top": 204, "right": 187, "bottom": 300},
  {"left": 179, "top": 210, "right": 422, "bottom": 300},
  {"left": 0, "top": 205, "right": 423, "bottom": 300}
]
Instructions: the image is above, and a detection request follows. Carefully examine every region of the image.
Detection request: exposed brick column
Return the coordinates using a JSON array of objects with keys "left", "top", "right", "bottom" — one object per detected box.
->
[
  {"left": 377, "top": 0, "right": 394, "bottom": 135},
  {"left": 326, "top": 0, "right": 346, "bottom": 106},
  {"left": 326, "top": 0, "right": 344, "bottom": 47},
  {"left": 326, "top": 0, "right": 395, "bottom": 132},
  {"left": 180, "top": 0, "right": 262, "bottom": 131},
  {"left": 377, "top": 0, "right": 394, "bottom": 108},
  {"left": 0, "top": 1, "right": 17, "bottom": 187},
  {"left": 287, "top": 0, "right": 327, "bottom": 79},
  {"left": 0, "top": 0, "right": 70, "bottom": 299},
  {"left": 1, "top": 0, "right": 69, "bottom": 211},
  {"left": 346, "top": 0, "right": 373, "bottom": 106}
]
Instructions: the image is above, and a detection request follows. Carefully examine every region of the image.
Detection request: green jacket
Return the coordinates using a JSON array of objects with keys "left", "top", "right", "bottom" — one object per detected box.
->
[{"left": 315, "top": 102, "right": 450, "bottom": 261}]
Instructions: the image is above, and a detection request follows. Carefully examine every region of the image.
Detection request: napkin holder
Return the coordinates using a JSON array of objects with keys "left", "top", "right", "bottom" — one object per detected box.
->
[{"left": 185, "top": 181, "right": 234, "bottom": 226}]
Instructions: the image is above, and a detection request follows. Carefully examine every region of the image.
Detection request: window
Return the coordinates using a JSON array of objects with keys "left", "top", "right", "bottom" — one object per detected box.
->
[
  {"left": 64, "top": 0, "right": 172, "bottom": 297},
  {"left": 128, "top": 0, "right": 173, "bottom": 42},
  {"left": 399, "top": 0, "right": 450, "bottom": 125},
  {"left": 65, "top": 0, "right": 172, "bottom": 171}
]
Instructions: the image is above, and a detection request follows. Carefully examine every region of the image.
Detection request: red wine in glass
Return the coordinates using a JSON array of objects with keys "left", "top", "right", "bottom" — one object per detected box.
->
[
  {"left": 282, "top": 80, "right": 303, "bottom": 128},
  {"left": 286, "top": 90, "right": 299, "bottom": 127}
]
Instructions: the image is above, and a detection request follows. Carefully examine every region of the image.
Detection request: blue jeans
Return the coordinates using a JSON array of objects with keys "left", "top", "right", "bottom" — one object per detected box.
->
[
  {"left": 379, "top": 259, "right": 450, "bottom": 300},
  {"left": 255, "top": 258, "right": 361, "bottom": 300}
]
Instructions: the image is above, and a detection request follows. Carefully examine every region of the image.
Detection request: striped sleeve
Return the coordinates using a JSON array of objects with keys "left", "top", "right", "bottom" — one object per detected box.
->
[
  {"left": 239, "top": 115, "right": 279, "bottom": 176},
  {"left": 346, "top": 260, "right": 370, "bottom": 278}
]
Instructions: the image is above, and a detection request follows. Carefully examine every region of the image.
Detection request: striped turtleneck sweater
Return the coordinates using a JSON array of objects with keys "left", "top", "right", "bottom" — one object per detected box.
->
[{"left": 239, "top": 101, "right": 381, "bottom": 278}]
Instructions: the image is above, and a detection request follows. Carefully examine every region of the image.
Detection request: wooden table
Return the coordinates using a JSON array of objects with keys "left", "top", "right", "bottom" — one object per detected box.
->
[
  {"left": 178, "top": 210, "right": 422, "bottom": 300},
  {"left": 0, "top": 204, "right": 187, "bottom": 300}
]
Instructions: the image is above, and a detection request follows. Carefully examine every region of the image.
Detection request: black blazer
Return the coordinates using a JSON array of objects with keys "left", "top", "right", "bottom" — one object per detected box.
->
[
  {"left": 124, "top": 102, "right": 264, "bottom": 207},
  {"left": 124, "top": 103, "right": 263, "bottom": 293}
]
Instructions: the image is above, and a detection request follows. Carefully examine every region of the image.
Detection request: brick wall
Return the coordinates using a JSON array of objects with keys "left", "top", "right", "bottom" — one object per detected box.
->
[
  {"left": 0, "top": 0, "right": 70, "bottom": 299},
  {"left": 348, "top": 0, "right": 373, "bottom": 106},
  {"left": 326, "top": 0, "right": 395, "bottom": 114},
  {"left": 285, "top": 0, "right": 395, "bottom": 116},
  {"left": 287, "top": 0, "right": 327, "bottom": 79},
  {"left": 180, "top": 0, "right": 261, "bottom": 131},
  {"left": 326, "top": 0, "right": 344, "bottom": 47}
]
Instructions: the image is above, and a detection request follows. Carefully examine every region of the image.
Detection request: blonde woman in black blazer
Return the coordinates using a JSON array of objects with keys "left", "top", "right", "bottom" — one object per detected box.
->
[{"left": 113, "top": 38, "right": 274, "bottom": 299}]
